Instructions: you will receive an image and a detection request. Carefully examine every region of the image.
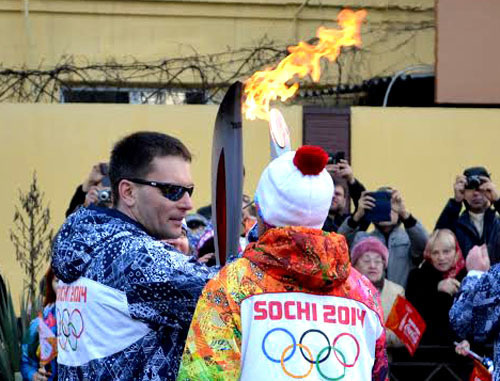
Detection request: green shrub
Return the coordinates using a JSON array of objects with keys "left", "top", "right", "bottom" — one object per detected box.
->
[{"left": 0, "top": 282, "right": 21, "bottom": 381}]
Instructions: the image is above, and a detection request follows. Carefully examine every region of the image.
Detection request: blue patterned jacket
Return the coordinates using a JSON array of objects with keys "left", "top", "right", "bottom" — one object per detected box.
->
[
  {"left": 52, "top": 205, "right": 216, "bottom": 381},
  {"left": 449, "top": 266, "right": 500, "bottom": 380}
]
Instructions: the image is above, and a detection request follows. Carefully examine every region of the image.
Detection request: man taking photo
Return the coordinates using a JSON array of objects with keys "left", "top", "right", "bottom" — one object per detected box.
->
[
  {"left": 435, "top": 166, "right": 500, "bottom": 262},
  {"left": 323, "top": 159, "right": 366, "bottom": 233}
]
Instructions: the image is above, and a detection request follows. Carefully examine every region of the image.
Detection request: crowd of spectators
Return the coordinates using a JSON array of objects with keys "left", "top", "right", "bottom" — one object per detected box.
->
[
  {"left": 20, "top": 151, "right": 500, "bottom": 380},
  {"left": 325, "top": 162, "right": 499, "bottom": 378}
]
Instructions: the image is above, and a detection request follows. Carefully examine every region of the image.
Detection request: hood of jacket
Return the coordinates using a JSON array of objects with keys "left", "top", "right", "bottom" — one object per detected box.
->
[
  {"left": 51, "top": 205, "right": 147, "bottom": 283},
  {"left": 243, "top": 226, "right": 351, "bottom": 291}
]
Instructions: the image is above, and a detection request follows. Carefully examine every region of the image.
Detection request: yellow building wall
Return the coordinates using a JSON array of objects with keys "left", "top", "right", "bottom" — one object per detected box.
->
[
  {"left": 0, "top": 103, "right": 302, "bottom": 309},
  {"left": 0, "top": 0, "right": 434, "bottom": 84},
  {"left": 351, "top": 107, "right": 500, "bottom": 233}
]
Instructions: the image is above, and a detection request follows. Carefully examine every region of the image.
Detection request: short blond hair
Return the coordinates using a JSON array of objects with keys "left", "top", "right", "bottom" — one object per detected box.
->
[{"left": 424, "top": 229, "right": 456, "bottom": 259}]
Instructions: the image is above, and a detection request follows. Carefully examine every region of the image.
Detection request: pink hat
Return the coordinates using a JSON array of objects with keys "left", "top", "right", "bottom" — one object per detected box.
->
[{"left": 351, "top": 237, "right": 389, "bottom": 268}]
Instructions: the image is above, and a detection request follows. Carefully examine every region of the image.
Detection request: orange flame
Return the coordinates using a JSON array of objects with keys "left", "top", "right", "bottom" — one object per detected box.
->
[{"left": 243, "top": 9, "right": 367, "bottom": 121}]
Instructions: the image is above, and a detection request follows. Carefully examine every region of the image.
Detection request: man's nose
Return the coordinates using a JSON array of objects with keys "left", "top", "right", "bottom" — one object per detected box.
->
[{"left": 178, "top": 191, "right": 194, "bottom": 211}]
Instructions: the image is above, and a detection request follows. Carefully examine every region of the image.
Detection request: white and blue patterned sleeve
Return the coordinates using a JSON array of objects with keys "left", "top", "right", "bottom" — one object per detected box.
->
[
  {"left": 449, "top": 267, "right": 500, "bottom": 342},
  {"left": 124, "top": 243, "right": 218, "bottom": 328}
]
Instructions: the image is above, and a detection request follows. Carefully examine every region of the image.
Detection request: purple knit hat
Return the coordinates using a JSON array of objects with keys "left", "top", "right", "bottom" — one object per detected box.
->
[{"left": 351, "top": 237, "right": 389, "bottom": 268}]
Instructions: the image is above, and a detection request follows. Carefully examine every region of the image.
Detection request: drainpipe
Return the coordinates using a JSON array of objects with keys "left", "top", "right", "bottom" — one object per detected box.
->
[{"left": 383, "top": 64, "right": 434, "bottom": 107}]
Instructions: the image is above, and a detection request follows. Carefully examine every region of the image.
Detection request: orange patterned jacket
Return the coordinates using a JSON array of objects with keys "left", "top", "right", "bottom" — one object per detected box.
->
[{"left": 178, "top": 226, "right": 388, "bottom": 381}]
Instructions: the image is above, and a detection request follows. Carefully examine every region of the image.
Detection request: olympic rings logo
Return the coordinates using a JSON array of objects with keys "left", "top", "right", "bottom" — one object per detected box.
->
[
  {"left": 57, "top": 308, "right": 84, "bottom": 351},
  {"left": 261, "top": 328, "right": 360, "bottom": 380}
]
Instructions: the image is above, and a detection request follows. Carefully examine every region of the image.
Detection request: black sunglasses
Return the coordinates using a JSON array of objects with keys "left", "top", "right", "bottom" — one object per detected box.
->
[{"left": 125, "top": 178, "right": 194, "bottom": 201}]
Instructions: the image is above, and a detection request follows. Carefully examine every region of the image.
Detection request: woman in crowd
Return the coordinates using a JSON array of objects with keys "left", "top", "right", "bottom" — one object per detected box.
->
[
  {"left": 406, "top": 229, "right": 466, "bottom": 345},
  {"left": 351, "top": 237, "right": 404, "bottom": 348},
  {"left": 21, "top": 267, "right": 58, "bottom": 381}
]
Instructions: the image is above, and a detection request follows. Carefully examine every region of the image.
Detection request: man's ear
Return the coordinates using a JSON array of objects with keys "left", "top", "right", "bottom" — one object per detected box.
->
[{"left": 118, "top": 180, "right": 137, "bottom": 207}]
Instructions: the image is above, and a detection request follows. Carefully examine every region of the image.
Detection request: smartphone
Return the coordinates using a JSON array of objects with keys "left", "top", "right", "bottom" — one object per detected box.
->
[
  {"left": 333, "top": 151, "right": 345, "bottom": 164},
  {"left": 327, "top": 151, "right": 345, "bottom": 165},
  {"left": 363, "top": 191, "right": 392, "bottom": 223}
]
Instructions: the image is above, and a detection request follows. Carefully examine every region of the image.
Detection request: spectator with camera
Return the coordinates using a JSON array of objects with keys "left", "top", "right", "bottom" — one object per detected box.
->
[
  {"left": 435, "top": 166, "right": 500, "bottom": 262},
  {"left": 338, "top": 187, "right": 428, "bottom": 288},
  {"left": 323, "top": 159, "right": 368, "bottom": 232},
  {"left": 65, "top": 162, "right": 112, "bottom": 216}
]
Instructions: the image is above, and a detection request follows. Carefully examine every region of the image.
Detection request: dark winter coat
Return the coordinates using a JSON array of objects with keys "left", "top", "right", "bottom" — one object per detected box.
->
[
  {"left": 435, "top": 199, "right": 500, "bottom": 263},
  {"left": 406, "top": 261, "right": 466, "bottom": 345}
]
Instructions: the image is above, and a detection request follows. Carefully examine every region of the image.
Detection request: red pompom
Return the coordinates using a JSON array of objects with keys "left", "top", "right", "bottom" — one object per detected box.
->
[{"left": 293, "top": 145, "right": 329, "bottom": 175}]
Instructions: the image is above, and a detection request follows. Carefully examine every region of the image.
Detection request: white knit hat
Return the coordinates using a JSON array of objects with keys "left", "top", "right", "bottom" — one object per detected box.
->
[{"left": 254, "top": 146, "right": 334, "bottom": 229}]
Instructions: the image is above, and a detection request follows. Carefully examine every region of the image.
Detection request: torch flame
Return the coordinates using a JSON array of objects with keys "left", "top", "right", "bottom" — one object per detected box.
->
[{"left": 243, "top": 8, "right": 367, "bottom": 121}]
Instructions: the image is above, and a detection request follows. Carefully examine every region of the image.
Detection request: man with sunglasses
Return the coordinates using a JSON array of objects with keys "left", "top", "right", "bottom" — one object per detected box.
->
[
  {"left": 52, "top": 131, "right": 215, "bottom": 381},
  {"left": 435, "top": 166, "right": 500, "bottom": 262}
]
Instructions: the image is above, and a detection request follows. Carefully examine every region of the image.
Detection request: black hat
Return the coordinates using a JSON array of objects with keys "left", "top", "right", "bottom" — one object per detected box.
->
[
  {"left": 185, "top": 213, "right": 209, "bottom": 230},
  {"left": 464, "top": 166, "right": 490, "bottom": 178}
]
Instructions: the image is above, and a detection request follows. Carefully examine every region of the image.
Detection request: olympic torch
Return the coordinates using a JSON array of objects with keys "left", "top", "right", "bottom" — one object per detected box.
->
[
  {"left": 211, "top": 81, "right": 244, "bottom": 267},
  {"left": 269, "top": 108, "right": 291, "bottom": 160}
]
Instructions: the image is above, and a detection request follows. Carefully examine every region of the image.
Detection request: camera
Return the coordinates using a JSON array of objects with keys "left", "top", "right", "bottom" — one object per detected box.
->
[
  {"left": 97, "top": 189, "right": 112, "bottom": 206},
  {"left": 463, "top": 166, "right": 489, "bottom": 190},
  {"left": 465, "top": 175, "right": 484, "bottom": 190}
]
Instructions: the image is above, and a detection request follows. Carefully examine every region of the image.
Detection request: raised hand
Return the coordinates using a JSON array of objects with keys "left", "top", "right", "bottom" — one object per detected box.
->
[
  {"left": 353, "top": 191, "right": 375, "bottom": 222},
  {"left": 331, "top": 159, "right": 355, "bottom": 184},
  {"left": 454, "top": 175, "right": 466, "bottom": 203},
  {"left": 391, "top": 189, "right": 410, "bottom": 220},
  {"left": 479, "top": 176, "right": 500, "bottom": 203},
  {"left": 437, "top": 278, "right": 461, "bottom": 295},
  {"left": 82, "top": 163, "right": 106, "bottom": 192}
]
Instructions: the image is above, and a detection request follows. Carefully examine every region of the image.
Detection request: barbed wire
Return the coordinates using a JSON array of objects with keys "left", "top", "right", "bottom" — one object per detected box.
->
[
  {"left": 0, "top": 39, "right": 289, "bottom": 104},
  {"left": 0, "top": 18, "right": 434, "bottom": 105}
]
